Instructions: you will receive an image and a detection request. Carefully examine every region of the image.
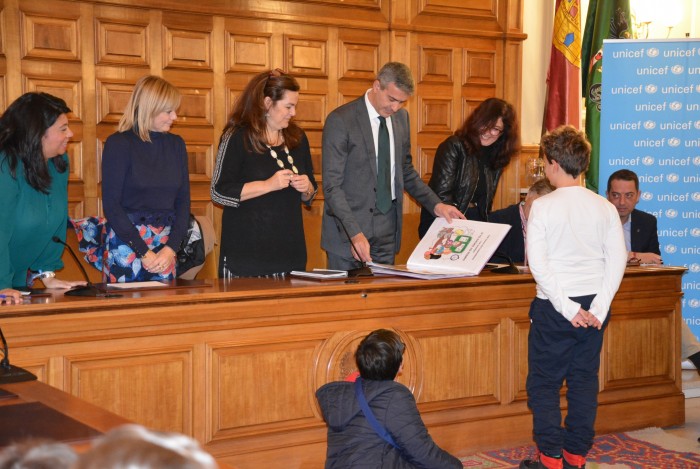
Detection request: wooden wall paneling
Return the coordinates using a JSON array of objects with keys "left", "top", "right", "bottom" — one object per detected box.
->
[{"left": 67, "top": 346, "right": 194, "bottom": 434}]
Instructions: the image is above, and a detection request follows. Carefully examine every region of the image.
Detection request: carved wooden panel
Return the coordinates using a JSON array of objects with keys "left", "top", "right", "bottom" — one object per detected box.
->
[
  {"left": 285, "top": 36, "right": 327, "bottom": 77},
  {"left": 514, "top": 318, "right": 529, "bottom": 401},
  {"left": 414, "top": 326, "right": 500, "bottom": 405},
  {"left": 419, "top": 47, "right": 453, "bottom": 83},
  {"left": 418, "top": 0, "right": 497, "bottom": 17},
  {"left": 20, "top": 12, "right": 80, "bottom": 61},
  {"left": 211, "top": 339, "right": 322, "bottom": 436},
  {"left": 338, "top": 40, "right": 379, "bottom": 81},
  {"left": 226, "top": 33, "right": 271, "bottom": 72},
  {"left": 96, "top": 80, "right": 135, "bottom": 124},
  {"left": 418, "top": 97, "right": 452, "bottom": 133},
  {"left": 418, "top": 145, "right": 437, "bottom": 180},
  {"left": 68, "top": 200, "right": 84, "bottom": 219},
  {"left": 294, "top": 92, "right": 325, "bottom": 130},
  {"left": 186, "top": 143, "right": 213, "bottom": 180},
  {"left": 66, "top": 141, "right": 83, "bottom": 181},
  {"left": 313, "top": 330, "right": 418, "bottom": 393},
  {"left": 178, "top": 87, "right": 212, "bottom": 126},
  {"left": 25, "top": 77, "right": 81, "bottom": 119},
  {"left": 604, "top": 313, "right": 674, "bottom": 386},
  {"left": 164, "top": 27, "right": 212, "bottom": 70},
  {"left": 0, "top": 76, "right": 7, "bottom": 113},
  {"left": 96, "top": 19, "right": 149, "bottom": 66},
  {"left": 463, "top": 49, "right": 496, "bottom": 86},
  {"left": 462, "top": 97, "right": 484, "bottom": 123},
  {"left": 68, "top": 348, "right": 193, "bottom": 434}
]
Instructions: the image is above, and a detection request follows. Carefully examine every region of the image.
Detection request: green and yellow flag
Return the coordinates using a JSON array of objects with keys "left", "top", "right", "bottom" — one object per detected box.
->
[{"left": 581, "top": 0, "right": 634, "bottom": 192}]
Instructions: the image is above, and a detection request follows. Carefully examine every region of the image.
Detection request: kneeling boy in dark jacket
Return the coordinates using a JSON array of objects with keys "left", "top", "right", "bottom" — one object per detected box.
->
[{"left": 316, "top": 329, "right": 462, "bottom": 469}]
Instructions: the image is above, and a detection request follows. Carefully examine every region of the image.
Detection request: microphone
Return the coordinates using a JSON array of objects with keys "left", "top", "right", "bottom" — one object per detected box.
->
[
  {"left": 0, "top": 327, "right": 37, "bottom": 384},
  {"left": 326, "top": 210, "right": 373, "bottom": 277},
  {"left": 489, "top": 251, "right": 520, "bottom": 274},
  {"left": 51, "top": 236, "right": 120, "bottom": 297}
]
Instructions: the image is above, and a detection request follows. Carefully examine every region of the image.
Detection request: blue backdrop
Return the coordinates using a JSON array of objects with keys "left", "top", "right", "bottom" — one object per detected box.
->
[{"left": 600, "top": 39, "right": 700, "bottom": 339}]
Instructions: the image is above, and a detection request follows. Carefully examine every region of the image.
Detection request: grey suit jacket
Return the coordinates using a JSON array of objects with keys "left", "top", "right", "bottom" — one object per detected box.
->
[{"left": 321, "top": 96, "right": 441, "bottom": 257}]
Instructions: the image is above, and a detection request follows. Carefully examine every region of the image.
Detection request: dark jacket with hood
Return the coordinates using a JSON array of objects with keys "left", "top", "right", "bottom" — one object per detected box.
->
[
  {"left": 419, "top": 135, "right": 502, "bottom": 238},
  {"left": 315, "top": 379, "right": 462, "bottom": 469}
]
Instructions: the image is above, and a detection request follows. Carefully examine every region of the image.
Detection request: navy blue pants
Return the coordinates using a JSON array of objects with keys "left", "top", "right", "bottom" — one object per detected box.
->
[{"left": 526, "top": 294, "right": 609, "bottom": 457}]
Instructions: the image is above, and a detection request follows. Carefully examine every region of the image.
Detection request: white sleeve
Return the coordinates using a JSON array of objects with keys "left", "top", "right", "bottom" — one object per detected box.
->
[
  {"left": 526, "top": 202, "right": 582, "bottom": 321},
  {"left": 588, "top": 206, "right": 628, "bottom": 323}
]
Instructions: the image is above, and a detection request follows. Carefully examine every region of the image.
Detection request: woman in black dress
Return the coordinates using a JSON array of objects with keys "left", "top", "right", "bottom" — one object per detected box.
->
[{"left": 211, "top": 69, "right": 317, "bottom": 278}]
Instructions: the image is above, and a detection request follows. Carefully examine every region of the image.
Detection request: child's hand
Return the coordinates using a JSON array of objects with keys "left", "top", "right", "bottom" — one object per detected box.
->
[{"left": 572, "top": 308, "right": 602, "bottom": 330}]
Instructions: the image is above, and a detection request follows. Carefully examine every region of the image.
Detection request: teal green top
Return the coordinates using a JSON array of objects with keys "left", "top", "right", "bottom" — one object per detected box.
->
[{"left": 0, "top": 152, "right": 68, "bottom": 288}]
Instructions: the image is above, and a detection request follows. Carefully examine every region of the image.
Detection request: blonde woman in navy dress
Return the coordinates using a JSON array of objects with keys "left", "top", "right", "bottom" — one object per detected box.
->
[
  {"left": 211, "top": 69, "right": 317, "bottom": 278},
  {"left": 100, "top": 76, "right": 190, "bottom": 282}
]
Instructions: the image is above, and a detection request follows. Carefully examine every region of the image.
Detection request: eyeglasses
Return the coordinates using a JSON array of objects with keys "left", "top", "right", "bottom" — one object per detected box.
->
[{"left": 481, "top": 126, "right": 504, "bottom": 137}]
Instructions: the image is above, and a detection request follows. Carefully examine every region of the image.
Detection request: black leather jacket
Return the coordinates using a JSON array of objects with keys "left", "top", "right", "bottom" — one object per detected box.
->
[{"left": 419, "top": 135, "right": 501, "bottom": 236}]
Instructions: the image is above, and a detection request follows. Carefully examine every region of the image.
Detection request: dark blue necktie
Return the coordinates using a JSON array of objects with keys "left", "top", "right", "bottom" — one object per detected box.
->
[{"left": 376, "top": 116, "right": 391, "bottom": 214}]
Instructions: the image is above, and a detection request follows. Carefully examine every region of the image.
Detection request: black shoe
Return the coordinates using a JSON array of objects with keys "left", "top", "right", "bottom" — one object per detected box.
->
[
  {"left": 519, "top": 453, "right": 563, "bottom": 469},
  {"left": 688, "top": 351, "right": 700, "bottom": 376}
]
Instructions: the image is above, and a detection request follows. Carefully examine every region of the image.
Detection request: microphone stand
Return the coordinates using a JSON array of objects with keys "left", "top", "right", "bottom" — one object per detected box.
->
[
  {"left": 328, "top": 212, "right": 373, "bottom": 278},
  {"left": 490, "top": 251, "right": 521, "bottom": 274},
  {"left": 51, "top": 236, "right": 120, "bottom": 297},
  {"left": 0, "top": 327, "right": 37, "bottom": 384}
]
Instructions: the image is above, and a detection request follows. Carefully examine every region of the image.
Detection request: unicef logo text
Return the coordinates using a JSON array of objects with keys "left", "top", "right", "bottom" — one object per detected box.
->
[{"left": 671, "top": 64, "right": 684, "bottom": 74}]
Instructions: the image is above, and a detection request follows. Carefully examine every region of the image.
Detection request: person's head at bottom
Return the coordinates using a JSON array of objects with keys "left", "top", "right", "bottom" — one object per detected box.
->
[
  {"left": 74, "top": 424, "right": 217, "bottom": 469},
  {"left": 0, "top": 439, "right": 77, "bottom": 469},
  {"left": 355, "top": 328, "right": 405, "bottom": 381}
]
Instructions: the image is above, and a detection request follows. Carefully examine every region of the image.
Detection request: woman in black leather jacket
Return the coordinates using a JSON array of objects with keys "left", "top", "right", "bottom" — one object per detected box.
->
[{"left": 419, "top": 98, "right": 519, "bottom": 238}]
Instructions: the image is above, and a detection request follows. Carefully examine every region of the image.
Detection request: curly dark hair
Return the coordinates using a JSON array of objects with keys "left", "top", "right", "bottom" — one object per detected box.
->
[
  {"left": 0, "top": 92, "right": 71, "bottom": 193},
  {"left": 456, "top": 97, "right": 519, "bottom": 170}
]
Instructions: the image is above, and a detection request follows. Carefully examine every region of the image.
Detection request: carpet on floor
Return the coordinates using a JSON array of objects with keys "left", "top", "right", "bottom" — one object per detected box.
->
[{"left": 459, "top": 427, "right": 700, "bottom": 468}]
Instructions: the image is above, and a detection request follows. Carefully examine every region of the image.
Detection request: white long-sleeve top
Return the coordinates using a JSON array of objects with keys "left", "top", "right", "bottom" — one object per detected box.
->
[{"left": 526, "top": 186, "right": 628, "bottom": 323}]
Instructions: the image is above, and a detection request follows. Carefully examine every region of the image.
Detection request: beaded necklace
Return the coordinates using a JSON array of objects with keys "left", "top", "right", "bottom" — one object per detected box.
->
[{"left": 267, "top": 144, "right": 299, "bottom": 174}]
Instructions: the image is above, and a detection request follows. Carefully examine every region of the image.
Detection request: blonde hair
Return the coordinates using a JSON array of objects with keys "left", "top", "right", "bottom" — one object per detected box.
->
[
  {"left": 74, "top": 424, "right": 217, "bottom": 469},
  {"left": 118, "top": 75, "right": 181, "bottom": 142}
]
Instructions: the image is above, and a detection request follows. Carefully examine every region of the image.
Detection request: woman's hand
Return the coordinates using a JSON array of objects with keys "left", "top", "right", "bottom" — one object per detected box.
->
[
  {"left": 291, "top": 174, "right": 313, "bottom": 200},
  {"left": 144, "top": 246, "right": 176, "bottom": 275},
  {"left": 267, "top": 169, "right": 295, "bottom": 192},
  {"left": 42, "top": 277, "right": 87, "bottom": 289},
  {"left": 0, "top": 288, "right": 24, "bottom": 305}
]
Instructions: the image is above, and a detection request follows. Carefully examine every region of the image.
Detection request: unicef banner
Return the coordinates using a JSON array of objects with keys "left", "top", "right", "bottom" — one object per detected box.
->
[{"left": 600, "top": 39, "right": 700, "bottom": 339}]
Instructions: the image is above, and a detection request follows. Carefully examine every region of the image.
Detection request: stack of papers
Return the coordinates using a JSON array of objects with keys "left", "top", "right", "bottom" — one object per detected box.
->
[{"left": 290, "top": 269, "right": 348, "bottom": 280}]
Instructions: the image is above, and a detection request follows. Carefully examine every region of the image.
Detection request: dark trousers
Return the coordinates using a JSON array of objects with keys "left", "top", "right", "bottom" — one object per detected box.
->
[
  {"left": 327, "top": 201, "right": 397, "bottom": 270},
  {"left": 526, "top": 294, "right": 608, "bottom": 457}
]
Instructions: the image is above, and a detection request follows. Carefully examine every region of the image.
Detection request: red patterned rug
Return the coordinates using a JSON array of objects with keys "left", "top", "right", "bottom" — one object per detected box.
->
[{"left": 460, "top": 428, "right": 700, "bottom": 468}]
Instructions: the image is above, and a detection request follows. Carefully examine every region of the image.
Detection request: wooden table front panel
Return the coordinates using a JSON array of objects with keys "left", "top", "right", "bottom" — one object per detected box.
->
[{"left": 0, "top": 267, "right": 684, "bottom": 467}]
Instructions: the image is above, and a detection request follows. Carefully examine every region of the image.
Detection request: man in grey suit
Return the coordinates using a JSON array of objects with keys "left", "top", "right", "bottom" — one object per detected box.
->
[{"left": 321, "top": 62, "right": 464, "bottom": 269}]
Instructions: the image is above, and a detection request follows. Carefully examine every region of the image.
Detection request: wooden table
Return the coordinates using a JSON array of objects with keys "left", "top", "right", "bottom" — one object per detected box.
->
[{"left": 0, "top": 266, "right": 686, "bottom": 468}]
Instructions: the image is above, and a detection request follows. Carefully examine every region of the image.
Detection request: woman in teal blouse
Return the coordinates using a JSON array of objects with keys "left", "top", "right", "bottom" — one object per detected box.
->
[{"left": 0, "top": 92, "right": 85, "bottom": 304}]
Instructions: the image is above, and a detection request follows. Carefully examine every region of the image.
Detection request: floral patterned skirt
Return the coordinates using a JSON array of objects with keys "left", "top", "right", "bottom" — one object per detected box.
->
[{"left": 71, "top": 216, "right": 175, "bottom": 283}]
